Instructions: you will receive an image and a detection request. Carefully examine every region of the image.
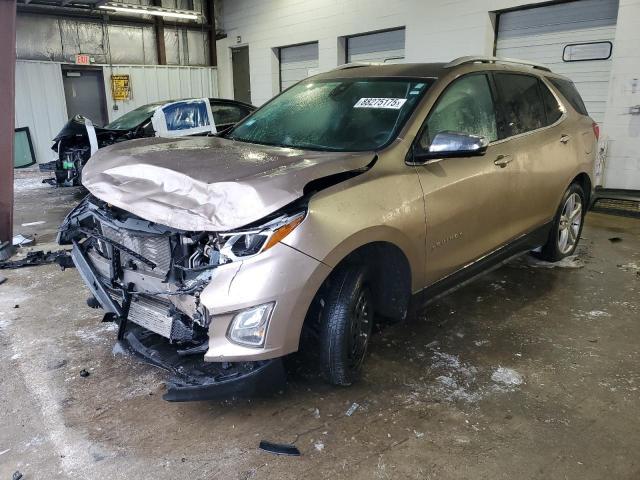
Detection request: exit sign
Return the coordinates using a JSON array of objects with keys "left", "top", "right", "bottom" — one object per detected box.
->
[{"left": 75, "top": 54, "right": 91, "bottom": 65}]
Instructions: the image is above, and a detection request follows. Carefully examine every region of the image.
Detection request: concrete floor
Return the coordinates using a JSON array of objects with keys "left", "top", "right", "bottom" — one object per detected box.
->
[{"left": 1, "top": 168, "right": 639, "bottom": 480}]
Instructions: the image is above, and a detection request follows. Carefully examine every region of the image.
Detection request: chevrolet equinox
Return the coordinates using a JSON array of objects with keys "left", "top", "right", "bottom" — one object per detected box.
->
[{"left": 59, "top": 56, "right": 596, "bottom": 400}]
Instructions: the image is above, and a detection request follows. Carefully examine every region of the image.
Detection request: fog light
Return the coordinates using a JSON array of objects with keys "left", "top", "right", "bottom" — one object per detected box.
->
[{"left": 227, "top": 303, "right": 274, "bottom": 347}]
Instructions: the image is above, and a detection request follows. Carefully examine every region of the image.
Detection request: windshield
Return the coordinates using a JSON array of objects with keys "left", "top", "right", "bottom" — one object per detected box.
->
[
  {"left": 105, "top": 103, "right": 163, "bottom": 130},
  {"left": 228, "top": 78, "right": 433, "bottom": 151}
]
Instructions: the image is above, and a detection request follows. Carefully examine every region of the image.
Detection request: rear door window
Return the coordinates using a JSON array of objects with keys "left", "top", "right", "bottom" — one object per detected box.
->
[
  {"left": 548, "top": 78, "right": 589, "bottom": 116},
  {"left": 494, "top": 73, "right": 546, "bottom": 138},
  {"left": 421, "top": 73, "right": 498, "bottom": 148}
]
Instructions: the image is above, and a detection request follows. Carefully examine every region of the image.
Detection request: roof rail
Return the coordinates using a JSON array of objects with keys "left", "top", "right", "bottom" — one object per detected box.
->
[
  {"left": 333, "top": 61, "right": 383, "bottom": 70},
  {"left": 444, "top": 56, "right": 551, "bottom": 72}
]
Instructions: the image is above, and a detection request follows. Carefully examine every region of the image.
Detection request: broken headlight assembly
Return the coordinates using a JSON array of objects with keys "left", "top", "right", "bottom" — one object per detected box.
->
[{"left": 218, "top": 211, "right": 305, "bottom": 262}]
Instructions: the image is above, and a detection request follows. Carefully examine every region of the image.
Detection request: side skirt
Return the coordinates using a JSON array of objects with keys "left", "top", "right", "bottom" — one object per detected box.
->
[{"left": 413, "top": 222, "right": 552, "bottom": 309}]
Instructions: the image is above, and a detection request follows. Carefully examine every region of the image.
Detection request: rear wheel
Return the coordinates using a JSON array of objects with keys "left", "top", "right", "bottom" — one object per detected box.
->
[
  {"left": 317, "top": 264, "right": 374, "bottom": 386},
  {"left": 539, "top": 183, "right": 585, "bottom": 261}
]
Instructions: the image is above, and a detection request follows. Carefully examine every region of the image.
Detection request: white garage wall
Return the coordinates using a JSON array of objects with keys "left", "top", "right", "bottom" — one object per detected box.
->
[
  {"left": 279, "top": 42, "right": 319, "bottom": 91},
  {"left": 14, "top": 61, "right": 68, "bottom": 165},
  {"left": 102, "top": 65, "right": 219, "bottom": 122},
  {"left": 14, "top": 60, "right": 219, "bottom": 163},
  {"left": 215, "top": 0, "right": 553, "bottom": 106},
  {"left": 600, "top": 0, "right": 640, "bottom": 190},
  {"left": 347, "top": 28, "right": 406, "bottom": 64}
]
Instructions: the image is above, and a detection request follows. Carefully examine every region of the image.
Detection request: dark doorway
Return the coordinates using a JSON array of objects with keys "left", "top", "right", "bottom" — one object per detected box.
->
[
  {"left": 62, "top": 68, "right": 109, "bottom": 126},
  {"left": 231, "top": 46, "right": 251, "bottom": 104}
]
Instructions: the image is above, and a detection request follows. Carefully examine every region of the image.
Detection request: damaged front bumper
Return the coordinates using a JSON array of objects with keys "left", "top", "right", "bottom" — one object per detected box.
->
[
  {"left": 120, "top": 324, "right": 285, "bottom": 401},
  {"left": 59, "top": 196, "right": 328, "bottom": 400}
]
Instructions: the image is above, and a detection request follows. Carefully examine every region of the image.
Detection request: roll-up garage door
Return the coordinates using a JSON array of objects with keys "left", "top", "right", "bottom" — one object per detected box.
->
[
  {"left": 496, "top": 0, "right": 618, "bottom": 124},
  {"left": 279, "top": 42, "right": 319, "bottom": 91},
  {"left": 346, "top": 28, "right": 405, "bottom": 64}
]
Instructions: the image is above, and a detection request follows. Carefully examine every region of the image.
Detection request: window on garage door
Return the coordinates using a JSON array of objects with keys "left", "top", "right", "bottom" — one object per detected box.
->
[
  {"left": 346, "top": 28, "right": 405, "bottom": 64},
  {"left": 279, "top": 42, "right": 319, "bottom": 92}
]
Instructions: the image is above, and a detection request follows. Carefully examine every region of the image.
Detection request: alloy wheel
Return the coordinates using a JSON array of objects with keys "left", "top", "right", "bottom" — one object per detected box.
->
[
  {"left": 557, "top": 192, "right": 583, "bottom": 254},
  {"left": 347, "top": 288, "right": 372, "bottom": 370}
]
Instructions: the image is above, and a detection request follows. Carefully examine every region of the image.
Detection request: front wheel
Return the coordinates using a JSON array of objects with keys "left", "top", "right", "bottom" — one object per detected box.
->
[
  {"left": 318, "top": 264, "right": 374, "bottom": 386},
  {"left": 539, "top": 183, "right": 585, "bottom": 261}
]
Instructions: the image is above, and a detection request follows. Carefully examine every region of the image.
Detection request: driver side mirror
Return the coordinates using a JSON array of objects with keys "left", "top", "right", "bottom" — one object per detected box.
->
[{"left": 411, "top": 131, "right": 489, "bottom": 164}]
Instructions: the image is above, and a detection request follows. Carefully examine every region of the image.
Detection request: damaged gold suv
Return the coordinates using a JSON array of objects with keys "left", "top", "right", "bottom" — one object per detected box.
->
[{"left": 59, "top": 56, "right": 596, "bottom": 400}]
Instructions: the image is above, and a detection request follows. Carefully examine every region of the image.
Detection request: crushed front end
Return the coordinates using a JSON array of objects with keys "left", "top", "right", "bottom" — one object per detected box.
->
[{"left": 58, "top": 196, "right": 292, "bottom": 400}]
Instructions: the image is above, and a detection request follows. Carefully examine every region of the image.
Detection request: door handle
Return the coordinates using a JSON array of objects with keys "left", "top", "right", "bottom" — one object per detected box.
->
[
  {"left": 560, "top": 134, "right": 571, "bottom": 144},
  {"left": 494, "top": 154, "right": 513, "bottom": 168}
]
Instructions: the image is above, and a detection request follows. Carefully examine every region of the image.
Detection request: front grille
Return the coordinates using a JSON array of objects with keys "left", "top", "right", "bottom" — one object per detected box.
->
[{"left": 99, "top": 221, "right": 173, "bottom": 275}]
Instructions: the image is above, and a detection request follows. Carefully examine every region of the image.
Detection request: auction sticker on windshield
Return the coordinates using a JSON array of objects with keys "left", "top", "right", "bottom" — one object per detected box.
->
[{"left": 354, "top": 98, "right": 407, "bottom": 109}]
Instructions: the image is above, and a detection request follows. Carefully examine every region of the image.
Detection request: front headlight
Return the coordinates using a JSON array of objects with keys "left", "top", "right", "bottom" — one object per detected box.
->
[
  {"left": 219, "top": 211, "right": 305, "bottom": 261},
  {"left": 227, "top": 302, "right": 274, "bottom": 347}
]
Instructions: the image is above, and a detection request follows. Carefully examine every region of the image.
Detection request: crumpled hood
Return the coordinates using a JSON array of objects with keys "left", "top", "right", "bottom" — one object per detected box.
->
[{"left": 82, "top": 136, "right": 374, "bottom": 231}]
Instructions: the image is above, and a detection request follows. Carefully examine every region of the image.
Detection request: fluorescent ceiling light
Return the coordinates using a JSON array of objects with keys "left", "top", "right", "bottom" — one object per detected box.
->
[{"left": 98, "top": 2, "right": 201, "bottom": 20}]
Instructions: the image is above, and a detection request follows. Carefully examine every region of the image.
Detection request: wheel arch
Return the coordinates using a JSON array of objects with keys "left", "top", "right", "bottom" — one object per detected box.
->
[{"left": 571, "top": 172, "right": 592, "bottom": 207}]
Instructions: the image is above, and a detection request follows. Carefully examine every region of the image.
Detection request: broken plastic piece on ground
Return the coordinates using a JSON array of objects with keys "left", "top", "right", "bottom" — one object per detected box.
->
[
  {"left": 258, "top": 440, "right": 301, "bottom": 456},
  {"left": 79, "top": 369, "right": 90, "bottom": 378},
  {"left": 21, "top": 220, "right": 46, "bottom": 227},
  {"left": 345, "top": 402, "right": 360, "bottom": 416},
  {"left": 12, "top": 234, "right": 35, "bottom": 247},
  {"left": 0, "top": 249, "right": 72, "bottom": 270},
  {"left": 13, "top": 471, "right": 23, "bottom": 480}
]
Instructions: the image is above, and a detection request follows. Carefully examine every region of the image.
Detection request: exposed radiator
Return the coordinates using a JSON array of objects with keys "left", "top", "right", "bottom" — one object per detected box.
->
[{"left": 99, "top": 222, "right": 173, "bottom": 275}]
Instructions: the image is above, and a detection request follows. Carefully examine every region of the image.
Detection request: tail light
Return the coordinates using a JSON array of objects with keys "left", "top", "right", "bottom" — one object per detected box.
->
[{"left": 592, "top": 122, "right": 600, "bottom": 141}]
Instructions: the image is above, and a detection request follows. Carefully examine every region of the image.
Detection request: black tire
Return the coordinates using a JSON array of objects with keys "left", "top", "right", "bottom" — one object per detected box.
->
[
  {"left": 539, "top": 183, "right": 586, "bottom": 262},
  {"left": 317, "top": 264, "right": 374, "bottom": 386}
]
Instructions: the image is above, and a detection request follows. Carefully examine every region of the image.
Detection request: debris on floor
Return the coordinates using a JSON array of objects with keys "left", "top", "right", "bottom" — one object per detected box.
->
[
  {"left": 0, "top": 276, "right": 6, "bottom": 285},
  {"left": 587, "top": 310, "right": 611, "bottom": 318},
  {"left": 21, "top": 220, "right": 46, "bottom": 227},
  {"left": 258, "top": 440, "right": 301, "bottom": 456},
  {"left": 491, "top": 367, "right": 524, "bottom": 386},
  {"left": 345, "top": 402, "right": 359, "bottom": 416},
  {"left": 608, "top": 237, "right": 623, "bottom": 243},
  {"left": 617, "top": 262, "right": 640, "bottom": 274},
  {"left": 314, "top": 441, "right": 325, "bottom": 452},
  {"left": 12, "top": 234, "right": 35, "bottom": 247},
  {"left": 12, "top": 471, "right": 23, "bottom": 480},
  {"left": 0, "top": 249, "right": 72, "bottom": 270},
  {"left": 79, "top": 369, "right": 90, "bottom": 378}
]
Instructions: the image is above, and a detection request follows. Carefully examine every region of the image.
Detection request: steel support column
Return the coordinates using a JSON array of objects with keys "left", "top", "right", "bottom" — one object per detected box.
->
[
  {"left": 205, "top": 0, "right": 218, "bottom": 67},
  {"left": 0, "top": 0, "right": 17, "bottom": 259}
]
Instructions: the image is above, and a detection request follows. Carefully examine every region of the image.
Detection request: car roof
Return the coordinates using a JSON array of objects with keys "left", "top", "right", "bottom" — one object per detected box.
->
[
  {"left": 309, "top": 58, "right": 569, "bottom": 82},
  {"left": 313, "top": 63, "right": 447, "bottom": 81}
]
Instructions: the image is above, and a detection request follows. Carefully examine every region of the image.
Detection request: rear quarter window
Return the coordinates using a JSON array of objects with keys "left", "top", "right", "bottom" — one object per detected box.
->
[{"left": 547, "top": 78, "right": 589, "bottom": 116}]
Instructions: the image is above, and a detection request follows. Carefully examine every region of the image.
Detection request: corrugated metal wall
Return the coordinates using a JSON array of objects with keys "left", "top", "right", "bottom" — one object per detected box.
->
[
  {"left": 14, "top": 60, "right": 218, "bottom": 163},
  {"left": 15, "top": 61, "right": 68, "bottom": 165},
  {"left": 16, "top": 12, "right": 209, "bottom": 67},
  {"left": 102, "top": 65, "right": 219, "bottom": 120}
]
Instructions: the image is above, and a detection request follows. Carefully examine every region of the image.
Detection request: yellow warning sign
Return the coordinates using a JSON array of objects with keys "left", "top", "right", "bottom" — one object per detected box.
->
[{"left": 111, "top": 75, "right": 131, "bottom": 101}]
